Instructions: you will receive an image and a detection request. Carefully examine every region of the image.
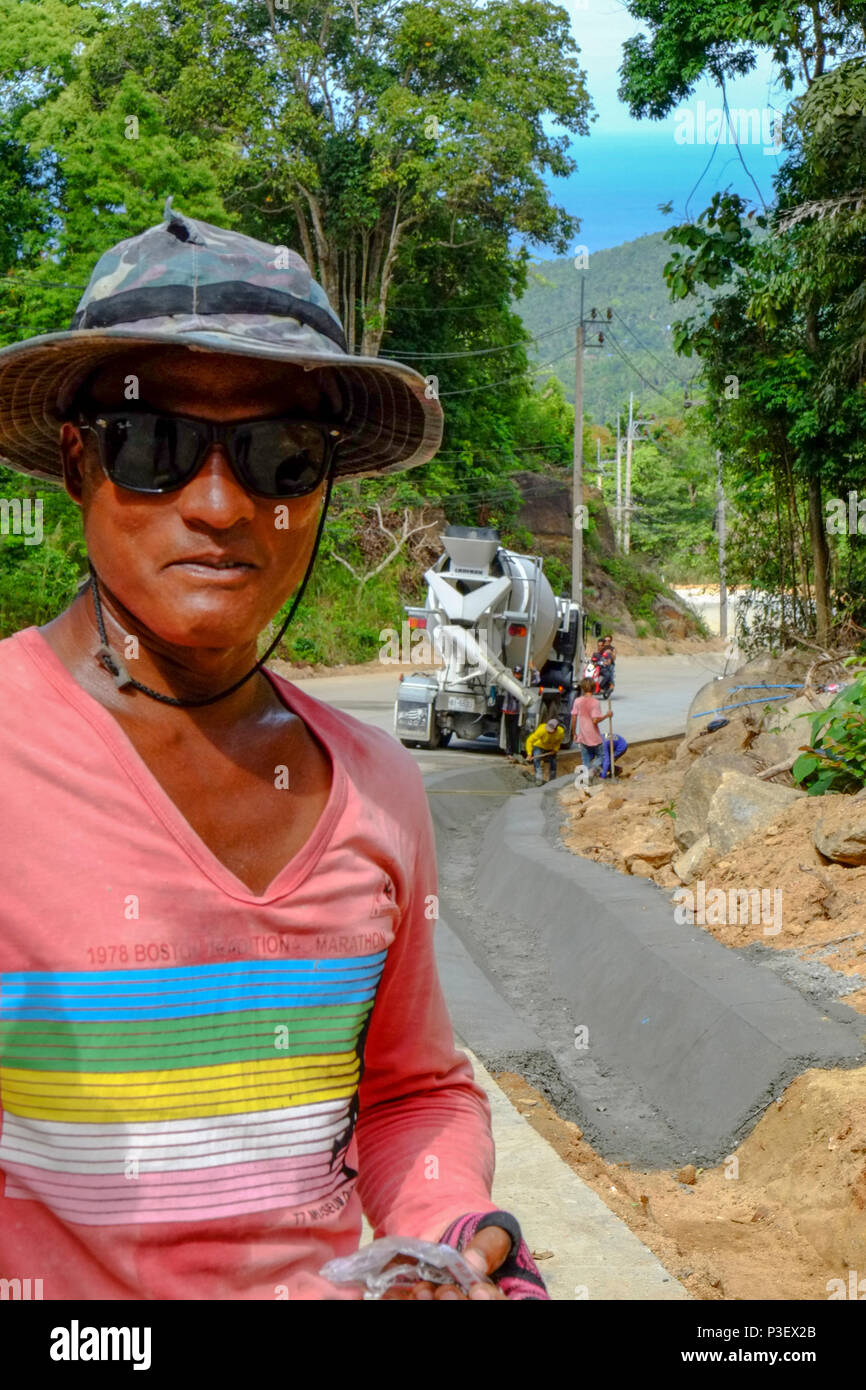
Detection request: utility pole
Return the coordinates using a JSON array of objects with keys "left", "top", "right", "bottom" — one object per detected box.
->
[
  {"left": 615, "top": 413, "right": 622, "bottom": 550},
  {"left": 572, "top": 282, "right": 612, "bottom": 667},
  {"left": 716, "top": 449, "right": 727, "bottom": 639},
  {"left": 596, "top": 436, "right": 602, "bottom": 491},
  {"left": 573, "top": 277, "right": 585, "bottom": 652},
  {"left": 624, "top": 392, "right": 634, "bottom": 555}
]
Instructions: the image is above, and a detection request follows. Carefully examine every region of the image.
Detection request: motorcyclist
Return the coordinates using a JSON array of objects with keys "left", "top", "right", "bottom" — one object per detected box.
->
[{"left": 597, "top": 634, "right": 616, "bottom": 697}]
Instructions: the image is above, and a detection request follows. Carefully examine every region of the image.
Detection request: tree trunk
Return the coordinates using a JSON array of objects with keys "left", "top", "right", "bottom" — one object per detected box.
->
[
  {"left": 360, "top": 206, "right": 406, "bottom": 356},
  {"left": 348, "top": 243, "right": 357, "bottom": 352},
  {"left": 293, "top": 201, "right": 316, "bottom": 272},
  {"left": 803, "top": 306, "right": 830, "bottom": 644},
  {"left": 299, "top": 186, "right": 339, "bottom": 308},
  {"left": 807, "top": 472, "right": 831, "bottom": 645}
]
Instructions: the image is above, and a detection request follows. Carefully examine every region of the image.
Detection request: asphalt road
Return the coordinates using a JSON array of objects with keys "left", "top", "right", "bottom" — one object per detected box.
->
[{"left": 288, "top": 650, "right": 731, "bottom": 764}]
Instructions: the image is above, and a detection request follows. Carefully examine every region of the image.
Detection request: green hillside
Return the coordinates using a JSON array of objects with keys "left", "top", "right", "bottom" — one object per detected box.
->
[{"left": 513, "top": 231, "right": 707, "bottom": 425}]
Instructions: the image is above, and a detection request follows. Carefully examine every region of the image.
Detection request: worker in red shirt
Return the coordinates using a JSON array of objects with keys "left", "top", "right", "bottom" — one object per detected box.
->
[{"left": 570, "top": 677, "right": 612, "bottom": 780}]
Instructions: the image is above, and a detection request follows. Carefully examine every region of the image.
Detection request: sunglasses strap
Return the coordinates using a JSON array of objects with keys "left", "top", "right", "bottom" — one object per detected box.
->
[{"left": 89, "top": 464, "right": 337, "bottom": 708}]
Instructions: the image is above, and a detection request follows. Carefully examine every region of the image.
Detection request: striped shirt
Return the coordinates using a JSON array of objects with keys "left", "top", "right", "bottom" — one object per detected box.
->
[{"left": 0, "top": 627, "right": 497, "bottom": 1299}]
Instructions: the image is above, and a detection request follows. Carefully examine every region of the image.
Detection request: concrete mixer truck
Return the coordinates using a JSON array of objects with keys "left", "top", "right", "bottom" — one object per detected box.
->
[{"left": 393, "top": 525, "right": 584, "bottom": 751}]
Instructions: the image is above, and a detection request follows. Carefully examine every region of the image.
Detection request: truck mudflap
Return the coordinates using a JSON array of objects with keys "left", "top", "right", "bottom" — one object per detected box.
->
[{"left": 394, "top": 673, "right": 440, "bottom": 748}]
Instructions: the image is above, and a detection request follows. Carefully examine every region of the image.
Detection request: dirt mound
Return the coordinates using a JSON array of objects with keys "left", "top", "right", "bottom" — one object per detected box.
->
[
  {"left": 558, "top": 659, "right": 866, "bottom": 1006},
  {"left": 496, "top": 1065, "right": 866, "bottom": 1300}
]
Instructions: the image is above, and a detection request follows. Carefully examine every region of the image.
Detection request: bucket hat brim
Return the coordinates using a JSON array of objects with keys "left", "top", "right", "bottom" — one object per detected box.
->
[{"left": 0, "top": 325, "right": 444, "bottom": 486}]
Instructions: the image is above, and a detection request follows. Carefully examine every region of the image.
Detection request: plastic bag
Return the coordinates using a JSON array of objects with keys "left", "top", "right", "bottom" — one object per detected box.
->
[{"left": 320, "top": 1236, "right": 490, "bottom": 1300}]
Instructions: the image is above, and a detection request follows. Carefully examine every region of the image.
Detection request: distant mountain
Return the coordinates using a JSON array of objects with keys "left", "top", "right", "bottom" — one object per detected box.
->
[{"left": 512, "top": 231, "right": 706, "bottom": 426}]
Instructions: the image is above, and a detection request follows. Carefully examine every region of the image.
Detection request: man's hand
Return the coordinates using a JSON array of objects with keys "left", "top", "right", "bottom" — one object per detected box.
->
[{"left": 380, "top": 1225, "right": 511, "bottom": 1300}]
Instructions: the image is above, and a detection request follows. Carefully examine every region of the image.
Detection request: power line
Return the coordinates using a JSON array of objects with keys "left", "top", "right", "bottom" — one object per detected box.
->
[
  {"left": 382, "top": 311, "right": 581, "bottom": 360},
  {"left": 431, "top": 440, "right": 571, "bottom": 461},
  {"left": 610, "top": 307, "right": 693, "bottom": 387},
  {"left": 336, "top": 470, "right": 577, "bottom": 511},
  {"left": 604, "top": 328, "right": 689, "bottom": 412},
  {"left": 386, "top": 301, "right": 507, "bottom": 314},
  {"left": 684, "top": 118, "right": 724, "bottom": 223},
  {"left": 438, "top": 345, "right": 575, "bottom": 397},
  {"left": 0, "top": 277, "right": 86, "bottom": 291},
  {"left": 720, "top": 77, "right": 770, "bottom": 214}
]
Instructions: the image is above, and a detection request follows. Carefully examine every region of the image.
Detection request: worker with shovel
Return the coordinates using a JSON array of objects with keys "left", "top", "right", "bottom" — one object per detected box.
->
[{"left": 525, "top": 716, "right": 566, "bottom": 784}]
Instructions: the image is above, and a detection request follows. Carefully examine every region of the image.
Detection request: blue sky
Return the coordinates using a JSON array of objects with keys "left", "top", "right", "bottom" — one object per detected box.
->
[{"left": 545, "top": 2, "right": 800, "bottom": 251}]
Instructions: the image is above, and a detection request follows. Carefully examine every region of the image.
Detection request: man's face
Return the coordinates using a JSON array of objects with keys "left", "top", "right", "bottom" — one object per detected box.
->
[{"left": 60, "top": 349, "right": 338, "bottom": 649}]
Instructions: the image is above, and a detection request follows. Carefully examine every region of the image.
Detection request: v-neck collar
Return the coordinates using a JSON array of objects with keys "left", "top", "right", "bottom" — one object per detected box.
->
[{"left": 18, "top": 626, "right": 348, "bottom": 906}]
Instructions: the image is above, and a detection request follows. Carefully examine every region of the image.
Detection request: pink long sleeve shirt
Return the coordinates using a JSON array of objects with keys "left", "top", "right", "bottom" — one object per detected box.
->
[{"left": 0, "top": 627, "right": 498, "bottom": 1300}]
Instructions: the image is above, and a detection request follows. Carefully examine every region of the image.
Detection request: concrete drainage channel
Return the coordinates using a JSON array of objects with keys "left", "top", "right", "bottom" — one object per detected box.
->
[{"left": 429, "top": 762, "right": 866, "bottom": 1167}]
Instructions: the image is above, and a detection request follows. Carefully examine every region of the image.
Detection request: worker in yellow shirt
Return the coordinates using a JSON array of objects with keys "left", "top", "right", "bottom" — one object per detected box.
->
[{"left": 525, "top": 717, "right": 565, "bottom": 785}]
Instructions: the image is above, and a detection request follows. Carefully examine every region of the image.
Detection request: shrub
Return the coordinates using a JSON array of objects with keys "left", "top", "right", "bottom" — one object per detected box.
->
[{"left": 792, "top": 666, "right": 866, "bottom": 795}]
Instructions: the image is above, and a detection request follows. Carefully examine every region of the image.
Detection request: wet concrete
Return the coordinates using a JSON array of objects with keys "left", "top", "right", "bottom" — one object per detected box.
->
[
  {"left": 292, "top": 656, "right": 864, "bottom": 1169},
  {"left": 430, "top": 762, "right": 864, "bottom": 1166}
]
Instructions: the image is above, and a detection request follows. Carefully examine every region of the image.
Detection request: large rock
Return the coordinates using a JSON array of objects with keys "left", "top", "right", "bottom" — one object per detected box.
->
[
  {"left": 512, "top": 471, "right": 571, "bottom": 539},
  {"left": 686, "top": 675, "right": 753, "bottom": 734},
  {"left": 752, "top": 694, "right": 828, "bottom": 767},
  {"left": 735, "top": 649, "right": 813, "bottom": 684},
  {"left": 652, "top": 593, "right": 698, "bottom": 640},
  {"left": 672, "top": 833, "right": 715, "bottom": 884},
  {"left": 685, "top": 662, "right": 818, "bottom": 737},
  {"left": 674, "top": 753, "right": 765, "bottom": 850},
  {"left": 679, "top": 714, "right": 760, "bottom": 766},
  {"left": 623, "top": 838, "right": 673, "bottom": 869},
  {"left": 707, "top": 771, "right": 805, "bottom": 854},
  {"left": 814, "top": 798, "right": 866, "bottom": 864}
]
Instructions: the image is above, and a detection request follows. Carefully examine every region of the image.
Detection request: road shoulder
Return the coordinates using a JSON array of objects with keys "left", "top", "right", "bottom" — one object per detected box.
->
[{"left": 462, "top": 1042, "right": 689, "bottom": 1301}]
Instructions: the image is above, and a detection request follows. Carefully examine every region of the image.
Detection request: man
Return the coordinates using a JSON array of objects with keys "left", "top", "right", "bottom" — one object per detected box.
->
[
  {"left": 0, "top": 206, "right": 547, "bottom": 1301},
  {"left": 525, "top": 716, "right": 565, "bottom": 785},
  {"left": 501, "top": 665, "right": 523, "bottom": 757},
  {"left": 570, "top": 676, "right": 612, "bottom": 780}
]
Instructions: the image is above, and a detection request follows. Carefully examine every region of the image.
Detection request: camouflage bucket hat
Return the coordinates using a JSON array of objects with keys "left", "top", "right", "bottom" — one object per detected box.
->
[{"left": 0, "top": 201, "right": 443, "bottom": 484}]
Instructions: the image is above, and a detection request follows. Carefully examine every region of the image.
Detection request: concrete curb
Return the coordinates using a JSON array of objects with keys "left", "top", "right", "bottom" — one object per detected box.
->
[
  {"left": 474, "top": 782, "right": 865, "bottom": 1161},
  {"left": 465, "top": 1046, "right": 689, "bottom": 1301},
  {"left": 361, "top": 1043, "right": 689, "bottom": 1300}
]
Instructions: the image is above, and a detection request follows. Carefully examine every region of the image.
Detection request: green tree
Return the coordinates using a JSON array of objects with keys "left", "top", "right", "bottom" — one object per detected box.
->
[{"left": 618, "top": 2, "right": 866, "bottom": 646}]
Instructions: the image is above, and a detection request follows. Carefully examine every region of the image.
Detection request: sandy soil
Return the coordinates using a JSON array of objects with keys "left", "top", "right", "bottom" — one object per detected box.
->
[
  {"left": 495, "top": 1065, "right": 866, "bottom": 1302},
  {"left": 547, "top": 697, "right": 866, "bottom": 1300},
  {"left": 557, "top": 745, "right": 866, "bottom": 1011}
]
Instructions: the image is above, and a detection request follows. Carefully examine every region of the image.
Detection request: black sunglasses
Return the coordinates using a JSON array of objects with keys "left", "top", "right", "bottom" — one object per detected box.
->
[{"left": 77, "top": 410, "right": 343, "bottom": 500}]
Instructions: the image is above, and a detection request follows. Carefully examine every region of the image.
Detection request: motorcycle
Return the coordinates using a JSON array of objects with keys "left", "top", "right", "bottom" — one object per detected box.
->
[{"left": 583, "top": 654, "right": 615, "bottom": 699}]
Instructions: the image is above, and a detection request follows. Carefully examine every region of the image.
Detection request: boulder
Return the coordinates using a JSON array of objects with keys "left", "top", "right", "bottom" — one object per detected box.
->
[
  {"left": 752, "top": 694, "right": 828, "bottom": 767},
  {"left": 685, "top": 663, "right": 814, "bottom": 736},
  {"left": 814, "top": 798, "right": 866, "bottom": 865},
  {"left": 653, "top": 864, "right": 681, "bottom": 888},
  {"left": 628, "top": 858, "right": 655, "bottom": 878},
  {"left": 683, "top": 715, "right": 760, "bottom": 764},
  {"left": 623, "top": 839, "right": 673, "bottom": 868},
  {"left": 674, "top": 753, "right": 765, "bottom": 851},
  {"left": 652, "top": 593, "right": 698, "bottom": 640},
  {"left": 672, "top": 833, "right": 715, "bottom": 885},
  {"left": 706, "top": 771, "right": 805, "bottom": 854},
  {"left": 735, "top": 649, "right": 812, "bottom": 684},
  {"left": 512, "top": 471, "right": 572, "bottom": 539}
]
